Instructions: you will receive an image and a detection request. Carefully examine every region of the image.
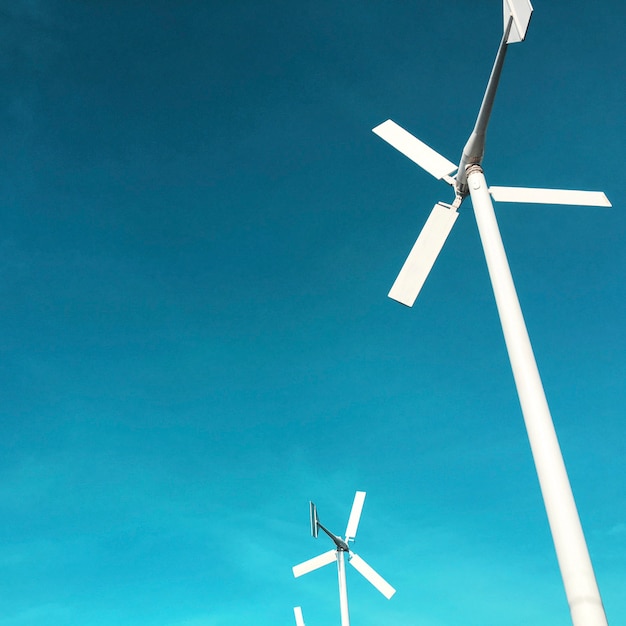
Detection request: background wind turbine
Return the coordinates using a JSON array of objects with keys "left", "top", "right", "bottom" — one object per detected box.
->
[
  {"left": 292, "top": 491, "right": 395, "bottom": 626},
  {"left": 373, "top": 2, "right": 610, "bottom": 626}
]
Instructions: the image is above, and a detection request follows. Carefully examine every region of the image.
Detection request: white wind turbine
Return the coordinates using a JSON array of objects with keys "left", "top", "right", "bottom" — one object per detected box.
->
[
  {"left": 372, "top": 2, "right": 610, "bottom": 626},
  {"left": 292, "top": 491, "right": 395, "bottom": 626}
]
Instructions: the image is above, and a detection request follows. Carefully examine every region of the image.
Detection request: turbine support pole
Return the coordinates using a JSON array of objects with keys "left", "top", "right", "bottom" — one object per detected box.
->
[
  {"left": 466, "top": 164, "right": 608, "bottom": 626},
  {"left": 337, "top": 549, "right": 350, "bottom": 626}
]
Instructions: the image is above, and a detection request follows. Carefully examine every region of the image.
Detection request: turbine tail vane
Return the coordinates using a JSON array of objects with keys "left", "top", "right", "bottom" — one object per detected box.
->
[
  {"left": 309, "top": 502, "right": 319, "bottom": 538},
  {"left": 504, "top": 0, "right": 533, "bottom": 43}
]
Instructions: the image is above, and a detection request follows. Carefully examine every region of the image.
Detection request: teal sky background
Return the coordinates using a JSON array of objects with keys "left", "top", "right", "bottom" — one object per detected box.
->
[{"left": 1, "top": 1, "right": 624, "bottom": 625}]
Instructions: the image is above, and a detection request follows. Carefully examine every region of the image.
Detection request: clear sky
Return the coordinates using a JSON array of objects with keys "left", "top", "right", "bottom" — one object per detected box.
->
[{"left": 0, "top": 1, "right": 624, "bottom": 625}]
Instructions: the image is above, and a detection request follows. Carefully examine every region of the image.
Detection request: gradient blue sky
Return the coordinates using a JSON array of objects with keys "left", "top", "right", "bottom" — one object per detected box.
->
[{"left": 1, "top": 1, "right": 624, "bottom": 625}]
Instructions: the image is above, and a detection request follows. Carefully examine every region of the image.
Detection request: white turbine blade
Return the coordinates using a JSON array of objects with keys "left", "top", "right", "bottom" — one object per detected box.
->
[
  {"left": 489, "top": 186, "right": 611, "bottom": 207},
  {"left": 349, "top": 553, "right": 396, "bottom": 599},
  {"left": 293, "top": 549, "right": 337, "bottom": 578},
  {"left": 372, "top": 119, "right": 457, "bottom": 181},
  {"left": 504, "top": 0, "right": 533, "bottom": 43},
  {"left": 294, "top": 606, "right": 306, "bottom": 626},
  {"left": 388, "top": 202, "right": 459, "bottom": 307},
  {"left": 345, "top": 491, "right": 366, "bottom": 541}
]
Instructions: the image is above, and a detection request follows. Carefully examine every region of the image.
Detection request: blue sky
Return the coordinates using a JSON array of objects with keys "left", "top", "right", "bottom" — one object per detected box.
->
[{"left": 0, "top": 1, "right": 624, "bottom": 625}]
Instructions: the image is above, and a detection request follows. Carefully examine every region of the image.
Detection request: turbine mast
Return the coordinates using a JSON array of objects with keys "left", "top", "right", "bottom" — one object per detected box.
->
[
  {"left": 337, "top": 550, "right": 350, "bottom": 626},
  {"left": 466, "top": 164, "right": 608, "bottom": 626}
]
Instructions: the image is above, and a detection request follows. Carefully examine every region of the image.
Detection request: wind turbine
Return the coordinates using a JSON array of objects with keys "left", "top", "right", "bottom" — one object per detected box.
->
[
  {"left": 292, "top": 491, "right": 395, "bottom": 626},
  {"left": 372, "top": 2, "right": 610, "bottom": 626}
]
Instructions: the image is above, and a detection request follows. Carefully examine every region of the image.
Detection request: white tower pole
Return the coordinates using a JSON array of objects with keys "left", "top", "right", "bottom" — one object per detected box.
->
[
  {"left": 466, "top": 165, "right": 608, "bottom": 626},
  {"left": 336, "top": 550, "right": 350, "bottom": 626}
]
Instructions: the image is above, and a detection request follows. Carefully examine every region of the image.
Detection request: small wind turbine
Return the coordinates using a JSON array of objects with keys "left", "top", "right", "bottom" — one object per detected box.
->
[
  {"left": 373, "top": 2, "right": 609, "bottom": 626},
  {"left": 292, "top": 491, "right": 395, "bottom": 626}
]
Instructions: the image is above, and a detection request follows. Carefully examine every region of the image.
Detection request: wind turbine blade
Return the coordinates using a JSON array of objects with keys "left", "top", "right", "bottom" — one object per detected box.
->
[
  {"left": 489, "top": 186, "right": 611, "bottom": 207},
  {"left": 294, "top": 606, "right": 306, "bottom": 626},
  {"left": 349, "top": 553, "right": 396, "bottom": 599},
  {"left": 388, "top": 203, "right": 459, "bottom": 307},
  {"left": 372, "top": 119, "right": 457, "bottom": 181},
  {"left": 345, "top": 491, "right": 366, "bottom": 541},
  {"left": 503, "top": 0, "right": 533, "bottom": 43},
  {"left": 293, "top": 549, "right": 337, "bottom": 578}
]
